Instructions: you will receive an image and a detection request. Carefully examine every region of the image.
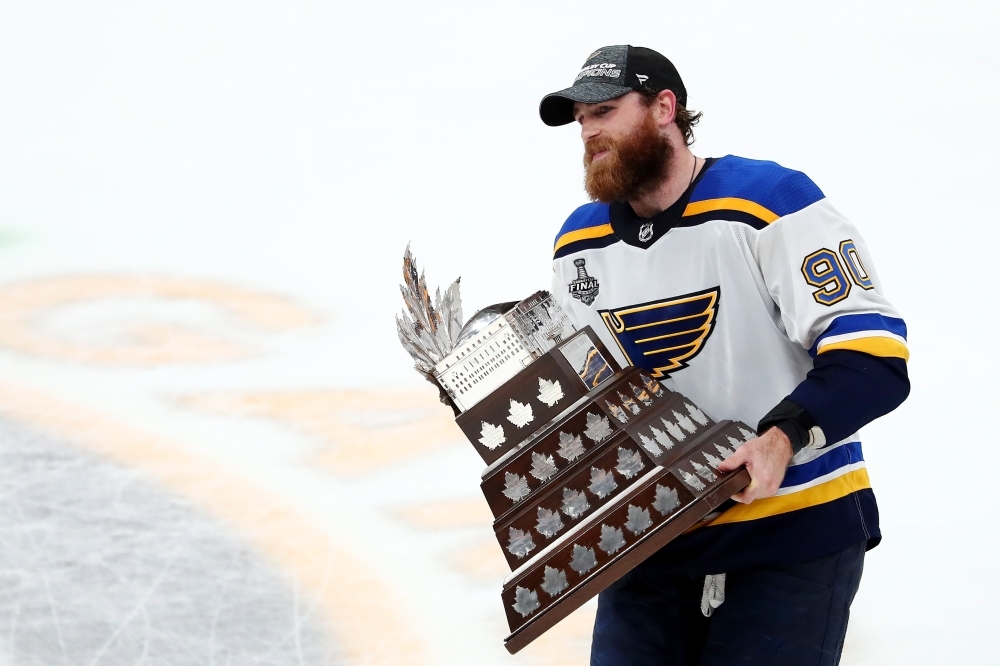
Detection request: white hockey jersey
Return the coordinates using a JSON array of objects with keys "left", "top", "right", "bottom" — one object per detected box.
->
[{"left": 550, "top": 155, "right": 908, "bottom": 570}]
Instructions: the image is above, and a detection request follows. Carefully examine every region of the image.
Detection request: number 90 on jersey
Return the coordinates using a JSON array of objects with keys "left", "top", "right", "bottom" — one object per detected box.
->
[{"left": 800, "top": 239, "right": 873, "bottom": 306}]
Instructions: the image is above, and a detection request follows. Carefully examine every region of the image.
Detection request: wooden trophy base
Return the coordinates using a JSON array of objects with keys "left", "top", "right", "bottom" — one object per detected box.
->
[{"left": 504, "top": 467, "right": 750, "bottom": 654}]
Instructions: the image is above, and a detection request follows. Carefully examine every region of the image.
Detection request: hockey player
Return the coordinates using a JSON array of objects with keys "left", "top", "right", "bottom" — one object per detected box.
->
[{"left": 540, "top": 46, "right": 909, "bottom": 666}]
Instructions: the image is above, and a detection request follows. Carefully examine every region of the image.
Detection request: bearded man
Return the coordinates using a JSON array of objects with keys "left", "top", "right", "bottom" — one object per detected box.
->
[{"left": 540, "top": 46, "right": 910, "bottom": 666}]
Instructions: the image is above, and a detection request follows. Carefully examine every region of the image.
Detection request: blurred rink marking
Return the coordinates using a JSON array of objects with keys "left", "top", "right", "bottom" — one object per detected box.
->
[
  {"left": 394, "top": 497, "right": 495, "bottom": 530},
  {"left": 0, "top": 271, "right": 594, "bottom": 664},
  {"left": 180, "top": 389, "right": 464, "bottom": 475},
  {"left": 441, "top": 528, "right": 597, "bottom": 666},
  {"left": 0, "top": 274, "right": 318, "bottom": 365},
  {"left": 520, "top": 600, "right": 597, "bottom": 666},
  {"left": 396, "top": 499, "right": 596, "bottom": 665},
  {"left": 0, "top": 381, "right": 429, "bottom": 666},
  {"left": 180, "top": 395, "right": 599, "bottom": 665},
  {"left": 450, "top": 537, "right": 514, "bottom": 583}
]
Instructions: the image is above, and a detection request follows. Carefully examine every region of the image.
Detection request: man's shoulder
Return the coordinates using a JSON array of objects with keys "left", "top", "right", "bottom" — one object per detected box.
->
[
  {"left": 553, "top": 202, "right": 615, "bottom": 259},
  {"left": 688, "top": 155, "right": 826, "bottom": 226}
]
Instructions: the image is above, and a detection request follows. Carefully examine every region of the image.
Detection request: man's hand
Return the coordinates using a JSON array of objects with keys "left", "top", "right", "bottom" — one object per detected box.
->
[{"left": 716, "top": 426, "right": 794, "bottom": 504}]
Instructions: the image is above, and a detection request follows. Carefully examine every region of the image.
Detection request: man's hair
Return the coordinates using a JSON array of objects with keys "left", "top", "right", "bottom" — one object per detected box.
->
[{"left": 636, "top": 88, "right": 703, "bottom": 146}]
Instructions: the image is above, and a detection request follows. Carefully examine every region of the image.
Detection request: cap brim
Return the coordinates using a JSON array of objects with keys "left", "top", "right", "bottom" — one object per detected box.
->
[{"left": 539, "top": 82, "right": 632, "bottom": 127}]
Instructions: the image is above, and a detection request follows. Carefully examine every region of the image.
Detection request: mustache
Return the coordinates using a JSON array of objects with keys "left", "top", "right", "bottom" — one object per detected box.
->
[{"left": 584, "top": 137, "right": 615, "bottom": 162}]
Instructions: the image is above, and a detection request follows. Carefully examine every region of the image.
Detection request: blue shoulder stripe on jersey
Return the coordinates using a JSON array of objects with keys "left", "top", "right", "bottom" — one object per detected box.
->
[
  {"left": 686, "top": 155, "right": 825, "bottom": 220},
  {"left": 553, "top": 202, "right": 613, "bottom": 255},
  {"left": 553, "top": 202, "right": 610, "bottom": 246},
  {"left": 810, "top": 313, "right": 908, "bottom": 356},
  {"left": 780, "top": 441, "right": 863, "bottom": 489}
]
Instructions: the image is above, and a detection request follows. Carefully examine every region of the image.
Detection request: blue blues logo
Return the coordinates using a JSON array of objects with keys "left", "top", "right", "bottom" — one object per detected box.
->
[{"left": 598, "top": 287, "right": 720, "bottom": 378}]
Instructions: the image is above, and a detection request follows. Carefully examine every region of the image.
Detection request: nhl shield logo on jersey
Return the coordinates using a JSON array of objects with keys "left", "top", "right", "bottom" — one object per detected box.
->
[
  {"left": 568, "top": 258, "right": 600, "bottom": 306},
  {"left": 638, "top": 222, "right": 654, "bottom": 243},
  {"left": 599, "top": 287, "right": 720, "bottom": 378}
]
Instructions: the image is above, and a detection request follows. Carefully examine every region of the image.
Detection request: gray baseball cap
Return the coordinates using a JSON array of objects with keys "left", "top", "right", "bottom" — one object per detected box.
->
[{"left": 539, "top": 45, "right": 688, "bottom": 127}]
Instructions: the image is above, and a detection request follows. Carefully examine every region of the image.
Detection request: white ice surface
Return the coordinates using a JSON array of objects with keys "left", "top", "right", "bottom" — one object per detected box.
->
[
  {"left": 0, "top": 1, "right": 997, "bottom": 664},
  {"left": 0, "top": 420, "right": 340, "bottom": 666}
]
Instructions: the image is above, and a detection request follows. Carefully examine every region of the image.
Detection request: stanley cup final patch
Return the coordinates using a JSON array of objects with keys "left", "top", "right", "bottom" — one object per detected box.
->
[{"left": 568, "top": 259, "right": 600, "bottom": 306}]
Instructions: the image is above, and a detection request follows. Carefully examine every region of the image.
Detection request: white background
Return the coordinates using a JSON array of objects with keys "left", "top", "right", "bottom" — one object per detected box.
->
[{"left": 0, "top": 0, "right": 997, "bottom": 663}]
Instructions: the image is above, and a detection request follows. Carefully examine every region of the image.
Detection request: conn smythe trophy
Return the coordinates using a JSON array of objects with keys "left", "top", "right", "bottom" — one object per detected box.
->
[{"left": 397, "top": 248, "right": 751, "bottom": 654}]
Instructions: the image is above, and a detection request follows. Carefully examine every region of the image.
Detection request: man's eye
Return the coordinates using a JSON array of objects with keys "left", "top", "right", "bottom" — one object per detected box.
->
[{"left": 597, "top": 106, "right": 612, "bottom": 115}]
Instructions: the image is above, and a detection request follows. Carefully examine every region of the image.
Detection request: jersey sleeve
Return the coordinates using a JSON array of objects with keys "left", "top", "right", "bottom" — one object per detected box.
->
[
  {"left": 753, "top": 173, "right": 910, "bottom": 443},
  {"left": 753, "top": 175, "right": 909, "bottom": 364}
]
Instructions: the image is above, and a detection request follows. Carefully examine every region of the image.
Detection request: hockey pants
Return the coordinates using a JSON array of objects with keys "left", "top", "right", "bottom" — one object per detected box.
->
[{"left": 590, "top": 540, "right": 866, "bottom": 666}]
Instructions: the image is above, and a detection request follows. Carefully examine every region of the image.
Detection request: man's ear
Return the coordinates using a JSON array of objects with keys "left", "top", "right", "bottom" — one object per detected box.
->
[{"left": 654, "top": 89, "right": 678, "bottom": 127}]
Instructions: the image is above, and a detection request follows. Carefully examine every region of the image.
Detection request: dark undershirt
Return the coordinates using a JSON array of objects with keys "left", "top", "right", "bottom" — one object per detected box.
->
[
  {"left": 603, "top": 158, "right": 909, "bottom": 451},
  {"left": 608, "top": 157, "right": 718, "bottom": 247}
]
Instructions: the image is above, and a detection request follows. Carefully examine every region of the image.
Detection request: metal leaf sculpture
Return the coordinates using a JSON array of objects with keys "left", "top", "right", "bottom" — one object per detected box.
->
[{"left": 396, "top": 244, "right": 463, "bottom": 411}]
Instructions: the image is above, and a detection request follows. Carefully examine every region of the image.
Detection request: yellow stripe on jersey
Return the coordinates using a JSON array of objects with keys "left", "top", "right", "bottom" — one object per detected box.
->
[
  {"left": 553, "top": 223, "right": 614, "bottom": 253},
  {"left": 818, "top": 337, "right": 910, "bottom": 362},
  {"left": 683, "top": 197, "right": 780, "bottom": 224},
  {"left": 705, "top": 468, "right": 872, "bottom": 526}
]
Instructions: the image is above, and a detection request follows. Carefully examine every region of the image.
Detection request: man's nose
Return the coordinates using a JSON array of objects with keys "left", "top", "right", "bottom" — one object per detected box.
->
[{"left": 580, "top": 121, "right": 600, "bottom": 142}]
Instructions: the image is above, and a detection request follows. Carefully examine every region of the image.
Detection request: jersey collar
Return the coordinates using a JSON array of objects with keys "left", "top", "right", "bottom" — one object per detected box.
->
[{"left": 608, "top": 157, "right": 718, "bottom": 248}]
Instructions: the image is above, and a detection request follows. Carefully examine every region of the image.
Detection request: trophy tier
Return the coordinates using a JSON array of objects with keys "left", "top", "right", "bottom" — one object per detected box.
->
[
  {"left": 396, "top": 266, "right": 751, "bottom": 655},
  {"left": 444, "top": 323, "right": 753, "bottom": 654}
]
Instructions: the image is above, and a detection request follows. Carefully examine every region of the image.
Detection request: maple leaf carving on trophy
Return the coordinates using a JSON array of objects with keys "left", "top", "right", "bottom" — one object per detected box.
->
[
  {"left": 653, "top": 484, "right": 680, "bottom": 515},
  {"left": 718, "top": 441, "right": 737, "bottom": 459},
  {"left": 537, "top": 377, "right": 565, "bottom": 407},
  {"left": 589, "top": 467, "right": 618, "bottom": 499},
  {"left": 681, "top": 470, "right": 706, "bottom": 491},
  {"left": 503, "top": 472, "right": 531, "bottom": 502},
  {"left": 529, "top": 452, "right": 558, "bottom": 481},
  {"left": 556, "top": 431, "right": 586, "bottom": 462},
  {"left": 507, "top": 528, "right": 536, "bottom": 559},
  {"left": 561, "top": 488, "right": 590, "bottom": 519},
  {"left": 618, "top": 391, "right": 641, "bottom": 415},
  {"left": 508, "top": 399, "right": 535, "bottom": 428},
  {"left": 640, "top": 372, "right": 665, "bottom": 397},
  {"left": 583, "top": 412, "right": 613, "bottom": 443},
  {"left": 540, "top": 566, "right": 568, "bottom": 597},
  {"left": 615, "top": 448, "right": 645, "bottom": 479},
  {"left": 631, "top": 383, "right": 653, "bottom": 406},
  {"left": 661, "top": 417, "right": 686, "bottom": 442},
  {"left": 650, "top": 424, "right": 674, "bottom": 450},
  {"left": 570, "top": 545, "right": 597, "bottom": 574},
  {"left": 692, "top": 461, "right": 717, "bottom": 482},
  {"left": 638, "top": 432, "right": 662, "bottom": 456},
  {"left": 704, "top": 452, "right": 725, "bottom": 470},
  {"left": 512, "top": 587, "right": 540, "bottom": 617},
  {"left": 598, "top": 524, "right": 626, "bottom": 555},
  {"left": 605, "top": 400, "right": 629, "bottom": 424},
  {"left": 536, "top": 507, "right": 565, "bottom": 538},
  {"left": 478, "top": 422, "right": 506, "bottom": 450},
  {"left": 673, "top": 410, "right": 698, "bottom": 434},
  {"left": 625, "top": 505, "right": 653, "bottom": 535},
  {"left": 685, "top": 403, "right": 710, "bottom": 426},
  {"left": 395, "top": 244, "right": 464, "bottom": 413}
]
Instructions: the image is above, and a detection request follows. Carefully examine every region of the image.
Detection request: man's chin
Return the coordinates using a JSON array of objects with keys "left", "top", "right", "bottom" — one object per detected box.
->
[
  {"left": 586, "top": 167, "right": 622, "bottom": 202},
  {"left": 586, "top": 187, "right": 626, "bottom": 204}
]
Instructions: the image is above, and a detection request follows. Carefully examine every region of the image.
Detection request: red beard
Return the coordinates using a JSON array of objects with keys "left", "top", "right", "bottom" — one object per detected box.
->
[{"left": 584, "top": 111, "right": 674, "bottom": 203}]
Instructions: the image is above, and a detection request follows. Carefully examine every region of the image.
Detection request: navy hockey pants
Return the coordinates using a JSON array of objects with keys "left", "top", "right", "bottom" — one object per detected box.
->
[{"left": 590, "top": 540, "right": 866, "bottom": 666}]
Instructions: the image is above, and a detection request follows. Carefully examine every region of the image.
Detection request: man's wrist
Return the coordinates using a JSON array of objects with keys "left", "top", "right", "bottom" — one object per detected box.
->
[
  {"left": 771, "top": 420, "right": 806, "bottom": 453},
  {"left": 758, "top": 399, "right": 825, "bottom": 455}
]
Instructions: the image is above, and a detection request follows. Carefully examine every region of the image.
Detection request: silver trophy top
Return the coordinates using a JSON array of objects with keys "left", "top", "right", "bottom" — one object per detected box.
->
[
  {"left": 396, "top": 247, "right": 577, "bottom": 413},
  {"left": 395, "top": 244, "right": 464, "bottom": 377}
]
